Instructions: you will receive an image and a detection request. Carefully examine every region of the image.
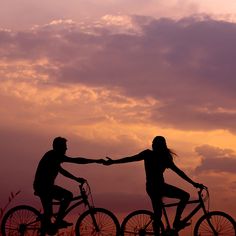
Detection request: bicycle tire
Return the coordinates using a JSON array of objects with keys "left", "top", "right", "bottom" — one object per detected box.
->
[
  {"left": 75, "top": 207, "right": 120, "bottom": 236},
  {"left": 194, "top": 211, "right": 236, "bottom": 236},
  {"left": 1, "top": 205, "right": 42, "bottom": 236},
  {"left": 121, "top": 209, "right": 165, "bottom": 236}
]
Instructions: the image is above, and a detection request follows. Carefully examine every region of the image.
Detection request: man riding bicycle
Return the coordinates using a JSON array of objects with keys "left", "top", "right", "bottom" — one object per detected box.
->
[{"left": 33, "top": 137, "right": 104, "bottom": 231}]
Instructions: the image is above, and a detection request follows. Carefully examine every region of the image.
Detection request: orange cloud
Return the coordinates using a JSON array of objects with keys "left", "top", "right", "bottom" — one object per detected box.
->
[{"left": 1, "top": 16, "right": 236, "bottom": 223}]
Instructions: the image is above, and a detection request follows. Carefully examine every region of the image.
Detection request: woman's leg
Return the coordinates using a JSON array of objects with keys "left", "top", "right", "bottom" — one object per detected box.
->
[
  {"left": 147, "top": 188, "right": 163, "bottom": 236},
  {"left": 163, "top": 183, "right": 190, "bottom": 228}
]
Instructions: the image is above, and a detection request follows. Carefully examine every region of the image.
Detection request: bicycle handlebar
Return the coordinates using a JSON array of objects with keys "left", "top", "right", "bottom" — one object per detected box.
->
[
  {"left": 79, "top": 180, "right": 88, "bottom": 190},
  {"left": 197, "top": 184, "right": 209, "bottom": 203},
  {"left": 78, "top": 180, "right": 95, "bottom": 207},
  {"left": 198, "top": 184, "right": 207, "bottom": 192}
]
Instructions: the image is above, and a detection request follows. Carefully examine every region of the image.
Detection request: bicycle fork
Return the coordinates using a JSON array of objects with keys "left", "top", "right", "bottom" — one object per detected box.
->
[
  {"left": 205, "top": 215, "right": 218, "bottom": 235},
  {"left": 89, "top": 209, "right": 100, "bottom": 233},
  {"left": 200, "top": 199, "right": 218, "bottom": 235}
]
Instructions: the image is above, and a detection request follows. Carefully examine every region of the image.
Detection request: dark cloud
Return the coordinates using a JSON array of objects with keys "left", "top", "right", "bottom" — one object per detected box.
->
[
  {"left": 1, "top": 15, "right": 236, "bottom": 132},
  {"left": 154, "top": 104, "right": 236, "bottom": 132},
  {"left": 229, "top": 181, "right": 236, "bottom": 191},
  {"left": 195, "top": 145, "right": 236, "bottom": 173}
]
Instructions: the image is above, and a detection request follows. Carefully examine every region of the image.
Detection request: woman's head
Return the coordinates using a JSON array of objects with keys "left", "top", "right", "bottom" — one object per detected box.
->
[
  {"left": 152, "top": 136, "right": 167, "bottom": 151},
  {"left": 152, "top": 136, "right": 176, "bottom": 159}
]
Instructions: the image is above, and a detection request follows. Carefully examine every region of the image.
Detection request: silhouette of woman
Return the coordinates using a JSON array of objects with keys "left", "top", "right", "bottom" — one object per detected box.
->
[{"left": 105, "top": 136, "right": 203, "bottom": 236}]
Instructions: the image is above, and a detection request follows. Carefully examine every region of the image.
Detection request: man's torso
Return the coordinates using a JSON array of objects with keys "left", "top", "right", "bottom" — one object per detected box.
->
[{"left": 34, "top": 150, "right": 66, "bottom": 194}]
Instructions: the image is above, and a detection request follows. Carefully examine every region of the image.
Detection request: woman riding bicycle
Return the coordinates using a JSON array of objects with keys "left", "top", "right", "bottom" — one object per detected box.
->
[{"left": 105, "top": 136, "right": 203, "bottom": 236}]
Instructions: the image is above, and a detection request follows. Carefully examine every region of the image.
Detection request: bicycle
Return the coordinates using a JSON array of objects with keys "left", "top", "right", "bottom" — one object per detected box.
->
[
  {"left": 1, "top": 180, "right": 120, "bottom": 236},
  {"left": 120, "top": 186, "right": 236, "bottom": 235}
]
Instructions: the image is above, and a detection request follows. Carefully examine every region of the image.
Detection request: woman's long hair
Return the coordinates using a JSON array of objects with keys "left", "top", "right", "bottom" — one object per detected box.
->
[{"left": 152, "top": 136, "right": 177, "bottom": 161}]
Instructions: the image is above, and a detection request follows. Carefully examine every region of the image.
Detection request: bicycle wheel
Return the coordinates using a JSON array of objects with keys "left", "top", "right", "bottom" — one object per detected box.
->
[
  {"left": 1, "top": 205, "right": 42, "bottom": 236},
  {"left": 194, "top": 211, "right": 236, "bottom": 236},
  {"left": 75, "top": 207, "right": 120, "bottom": 236},
  {"left": 121, "top": 210, "right": 164, "bottom": 236}
]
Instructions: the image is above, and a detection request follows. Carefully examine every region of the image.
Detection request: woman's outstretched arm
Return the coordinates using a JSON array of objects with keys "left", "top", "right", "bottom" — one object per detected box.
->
[{"left": 105, "top": 151, "right": 146, "bottom": 165}]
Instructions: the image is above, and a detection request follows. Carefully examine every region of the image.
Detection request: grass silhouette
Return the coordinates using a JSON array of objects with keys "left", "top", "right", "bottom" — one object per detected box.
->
[
  {"left": 0, "top": 191, "right": 21, "bottom": 236},
  {"left": 0, "top": 190, "right": 21, "bottom": 221}
]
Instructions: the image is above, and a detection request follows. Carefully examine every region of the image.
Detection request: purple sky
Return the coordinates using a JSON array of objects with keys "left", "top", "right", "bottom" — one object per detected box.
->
[{"left": 1, "top": 1, "right": 236, "bottom": 234}]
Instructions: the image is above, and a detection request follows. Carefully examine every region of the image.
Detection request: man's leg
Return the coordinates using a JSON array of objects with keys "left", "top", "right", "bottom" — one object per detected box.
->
[
  {"left": 163, "top": 183, "right": 190, "bottom": 229},
  {"left": 40, "top": 194, "right": 53, "bottom": 229},
  {"left": 51, "top": 185, "right": 73, "bottom": 226}
]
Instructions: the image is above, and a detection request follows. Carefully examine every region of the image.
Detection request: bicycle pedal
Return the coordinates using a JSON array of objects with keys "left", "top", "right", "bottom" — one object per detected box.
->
[
  {"left": 46, "top": 225, "right": 58, "bottom": 235},
  {"left": 165, "top": 229, "right": 178, "bottom": 236},
  {"left": 181, "top": 222, "right": 191, "bottom": 229},
  {"left": 57, "top": 225, "right": 69, "bottom": 229},
  {"left": 56, "top": 221, "right": 73, "bottom": 229},
  {"left": 174, "top": 221, "right": 191, "bottom": 231}
]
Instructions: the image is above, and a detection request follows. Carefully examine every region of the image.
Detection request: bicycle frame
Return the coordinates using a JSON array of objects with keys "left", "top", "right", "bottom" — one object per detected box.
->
[
  {"left": 161, "top": 187, "right": 209, "bottom": 231},
  {"left": 121, "top": 187, "right": 233, "bottom": 235},
  {"left": 1, "top": 181, "right": 120, "bottom": 236},
  {"left": 58, "top": 183, "right": 108, "bottom": 233},
  {"left": 51, "top": 182, "right": 93, "bottom": 221}
]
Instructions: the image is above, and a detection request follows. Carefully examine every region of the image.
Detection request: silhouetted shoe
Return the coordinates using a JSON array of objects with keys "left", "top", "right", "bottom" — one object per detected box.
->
[
  {"left": 173, "top": 220, "right": 191, "bottom": 230},
  {"left": 165, "top": 228, "right": 178, "bottom": 236},
  {"left": 56, "top": 220, "right": 73, "bottom": 228},
  {"left": 46, "top": 223, "right": 58, "bottom": 235}
]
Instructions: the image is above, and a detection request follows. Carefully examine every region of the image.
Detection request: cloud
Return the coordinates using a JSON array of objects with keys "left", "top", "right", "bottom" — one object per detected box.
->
[
  {"left": 0, "top": 124, "right": 144, "bottom": 206},
  {"left": 1, "top": 13, "right": 236, "bottom": 219},
  {"left": 1, "top": 15, "right": 236, "bottom": 133},
  {"left": 0, "top": 79, "right": 158, "bottom": 141},
  {"left": 195, "top": 145, "right": 236, "bottom": 173}
]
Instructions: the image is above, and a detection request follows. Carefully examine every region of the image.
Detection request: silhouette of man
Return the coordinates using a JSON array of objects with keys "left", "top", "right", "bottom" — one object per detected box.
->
[
  {"left": 33, "top": 137, "right": 104, "bottom": 230},
  {"left": 104, "top": 136, "right": 203, "bottom": 236}
]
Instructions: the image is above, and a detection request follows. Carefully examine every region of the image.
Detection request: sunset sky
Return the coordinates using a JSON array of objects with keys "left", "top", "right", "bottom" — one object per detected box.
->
[{"left": 1, "top": 0, "right": 236, "bottom": 234}]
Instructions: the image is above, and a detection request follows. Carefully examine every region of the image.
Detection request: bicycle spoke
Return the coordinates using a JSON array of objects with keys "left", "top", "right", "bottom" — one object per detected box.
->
[
  {"left": 75, "top": 208, "right": 119, "bottom": 235},
  {"left": 1, "top": 205, "right": 41, "bottom": 236},
  {"left": 121, "top": 210, "right": 155, "bottom": 236},
  {"left": 194, "top": 211, "right": 236, "bottom": 236}
]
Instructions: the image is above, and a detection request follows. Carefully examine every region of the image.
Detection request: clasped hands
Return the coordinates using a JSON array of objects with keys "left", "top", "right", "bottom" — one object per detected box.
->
[{"left": 96, "top": 157, "right": 114, "bottom": 165}]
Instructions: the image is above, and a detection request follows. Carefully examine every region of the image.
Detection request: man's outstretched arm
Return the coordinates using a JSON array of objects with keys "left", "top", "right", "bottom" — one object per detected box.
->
[
  {"left": 64, "top": 156, "right": 105, "bottom": 164},
  {"left": 105, "top": 152, "right": 145, "bottom": 165}
]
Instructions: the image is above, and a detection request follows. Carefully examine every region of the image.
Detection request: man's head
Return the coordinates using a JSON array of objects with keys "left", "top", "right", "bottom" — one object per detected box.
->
[{"left": 53, "top": 137, "right": 67, "bottom": 154}]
